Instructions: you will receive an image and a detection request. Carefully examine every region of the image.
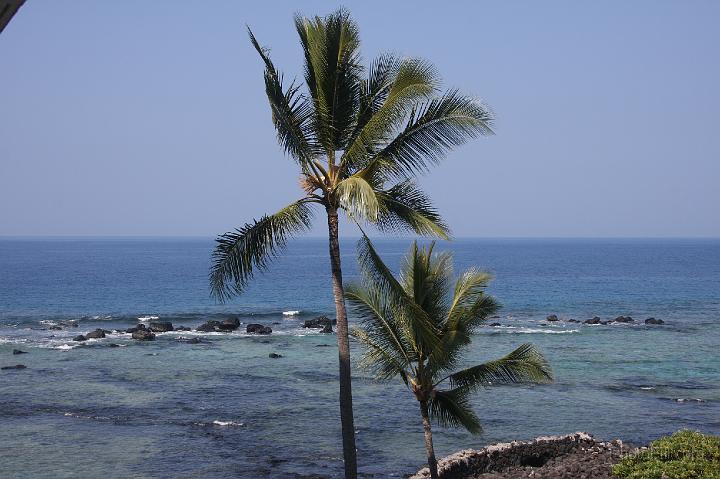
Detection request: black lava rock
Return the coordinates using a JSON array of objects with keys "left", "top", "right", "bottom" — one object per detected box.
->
[
  {"left": 73, "top": 335, "right": 87, "bottom": 342},
  {"left": 645, "top": 317, "right": 665, "bottom": 325},
  {"left": 85, "top": 329, "right": 106, "bottom": 339},
  {"left": 303, "top": 316, "right": 335, "bottom": 329},
  {"left": 269, "top": 353, "right": 283, "bottom": 358},
  {"left": 246, "top": 324, "right": 272, "bottom": 335},
  {"left": 217, "top": 318, "right": 241, "bottom": 331},
  {"left": 1, "top": 364, "right": 27, "bottom": 370},
  {"left": 12, "top": 349, "right": 27, "bottom": 355},
  {"left": 196, "top": 320, "right": 222, "bottom": 332},
  {"left": 149, "top": 321, "right": 174, "bottom": 332},
  {"left": 546, "top": 315, "right": 559, "bottom": 322},
  {"left": 131, "top": 330, "right": 156, "bottom": 341}
]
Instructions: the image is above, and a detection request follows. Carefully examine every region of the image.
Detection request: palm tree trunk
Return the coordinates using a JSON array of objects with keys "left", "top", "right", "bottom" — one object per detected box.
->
[
  {"left": 326, "top": 206, "right": 358, "bottom": 479},
  {"left": 420, "top": 400, "right": 439, "bottom": 479}
]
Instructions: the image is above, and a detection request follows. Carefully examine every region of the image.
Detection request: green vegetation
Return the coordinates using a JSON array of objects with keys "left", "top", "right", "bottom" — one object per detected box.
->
[
  {"left": 209, "top": 8, "right": 493, "bottom": 478},
  {"left": 613, "top": 430, "right": 720, "bottom": 479},
  {"left": 347, "top": 236, "right": 552, "bottom": 479}
]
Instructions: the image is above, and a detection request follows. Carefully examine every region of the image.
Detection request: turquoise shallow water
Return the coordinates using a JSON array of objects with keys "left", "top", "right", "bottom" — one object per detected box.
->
[{"left": 1, "top": 238, "right": 719, "bottom": 478}]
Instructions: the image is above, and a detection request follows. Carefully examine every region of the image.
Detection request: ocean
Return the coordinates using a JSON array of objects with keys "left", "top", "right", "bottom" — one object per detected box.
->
[{"left": 1, "top": 237, "right": 718, "bottom": 478}]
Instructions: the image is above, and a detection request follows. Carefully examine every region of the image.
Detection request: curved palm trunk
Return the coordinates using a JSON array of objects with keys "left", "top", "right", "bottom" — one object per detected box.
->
[
  {"left": 420, "top": 400, "right": 439, "bottom": 479},
  {"left": 326, "top": 206, "right": 358, "bottom": 479}
]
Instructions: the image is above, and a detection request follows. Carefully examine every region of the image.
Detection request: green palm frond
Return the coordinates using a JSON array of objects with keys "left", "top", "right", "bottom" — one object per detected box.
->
[
  {"left": 400, "top": 241, "right": 452, "bottom": 325},
  {"left": 335, "top": 176, "right": 380, "bottom": 222},
  {"left": 345, "top": 282, "right": 413, "bottom": 365},
  {"left": 375, "top": 89, "right": 494, "bottom": 180},
  {"left": 350, "top": 53, "right": 402, "bottom": 140},
  {"left": 210, "top": 199, "right": 316, "bottom": 301},
  {"left": 351, "top": 327, "right": 410, "bottom": 383},
  {"left": 375, "top": 181, "right": 450, "bottom": 239},
  {"left": 446, "top": 343, "right": 553, "bottom": 391},
  {"left": 340, "top": 57, "right": 439, "bottom": 174},
  {"left": 429, "top": 387, "right": 482, "bottom": 434},
  {"left": 248, "top": 28, "right": 316, "bottom": 165},
  {"left": 357, "top": 235, "right": 440, "bottom": 355},
  {"left": 295, "top": 8, "right": 362, "bottom": 153},
  {"left": 446, "top": 269, "right": 500, "bottom": 331}
]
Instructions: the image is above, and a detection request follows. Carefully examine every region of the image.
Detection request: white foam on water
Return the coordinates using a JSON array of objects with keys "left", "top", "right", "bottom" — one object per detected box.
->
[
  {"left": 509, "top": 328, "right": 579, "bottom": 334},
  {"left": 640, "top": 386, "right": 655, "bottom": 390},
  {"left": 282, "top": 310, "right": 300, "bottom": 316},
  {"left": 53, "top": 344, "right": 80, "bottom": 350},
  {"left": 212, "top": 420, "right": 244, "bottom": 427},
  {"left": 137, "top": 315, "right": 159, "bottom": 322}
]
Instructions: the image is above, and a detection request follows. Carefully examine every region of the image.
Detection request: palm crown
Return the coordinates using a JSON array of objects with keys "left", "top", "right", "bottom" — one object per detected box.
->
[
  {"left": 347, "top": 236, "right": 553, "bottom": 434},
  {"left": 209, "top": 8, "right": 493, "bottom": 299}
]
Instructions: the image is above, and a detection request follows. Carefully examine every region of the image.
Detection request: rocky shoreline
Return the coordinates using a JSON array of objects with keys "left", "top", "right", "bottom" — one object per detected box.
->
[{"left": 410, "top": 433, "right": 633, "bottom": 479}]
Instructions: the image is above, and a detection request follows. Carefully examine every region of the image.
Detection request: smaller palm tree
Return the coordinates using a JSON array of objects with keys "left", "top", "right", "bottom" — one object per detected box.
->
[{"left": 346, "top": 237, "right": 553, "bottom": 479}]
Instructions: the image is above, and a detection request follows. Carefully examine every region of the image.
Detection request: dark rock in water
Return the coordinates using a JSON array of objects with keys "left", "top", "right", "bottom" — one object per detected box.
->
[
  {"left": 174, "top": 326, "right": 191, "bottom": 332},
  {"left": 49, "top": 325, "right": 62, "bottom": 330},
  {"left": 303, "top": 316, "right": 334, "bottom": 329},
  {"left": 73, "top": 335, "right": 87, "bottom": 342},
  {"left": 196, "top": 320, "right": 222, "bottom": 332},
  {"left": 584, "top": 317, "right": 602, "bottom": 325},
  {"left": 85, "top": 329, "right": 106, "bottom": 339},
  {"left": 645, "top": 317, "right": 664, "bottom": 325},
  {"left": 132, "top": 330, "right": 156, "bottom": 341},
  {"left": 246, "top": 324, "right": 272, "bottom": 335},
  {"left": 108, "top": 343, "right": 121, "bottom": 348},
  {"left": 315, "top": 344, "right": 332, "bottom": 347},
  {"left": 1, "top": 364, "right": 27, "bottom": 370},
  {"left": 12, "top": 349, "right": 27, "bottom": 355},
  {"left": 149, "top": 321, "right": 174, "bottom": 332},
  {"left": 217, "top": 318, "right": 241, "bottom": 331},
  {"left": 125, "top": 324, "right": 146, "bottom": 333},
  {"left": 568, "top": 319, "right": 580, "bottom": 323},
  {"left": 268, "top": 353, "right": 283, "bottom": 358},
  {"left": 488, "top": 322, "right": 502, "bottom": 327},
  {"left": 178, "top": 337, "right": 202, "bottom": 344},
  {"left": 546, "top": 314, "right": 559, "bottom": 322},
  {"left": 614, "top": 316, "right": 634, "bottom": 323},
  {"left": 319, "top": 324, "right": 333, "bottom": 334}
]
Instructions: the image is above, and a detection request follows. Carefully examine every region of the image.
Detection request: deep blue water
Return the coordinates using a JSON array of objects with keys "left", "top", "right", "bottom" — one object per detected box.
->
[{"left": 1, "top": 238, "right": 719, "bottom": 478}]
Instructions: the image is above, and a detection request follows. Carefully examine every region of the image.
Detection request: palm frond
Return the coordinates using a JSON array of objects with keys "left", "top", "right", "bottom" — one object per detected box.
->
[
  {"left": 335, "top": 176, "right": 380, "bottom": 222},
  {"left": 345, "top": 282, "right": 413, "bottom": 365},
  {"left": 351, "top": 327, "right": 410, "bottom": 383},
  {"left": 210, "top": 199, "right": 316, "bottom": 301},
  {"left": 294, "top": 8, "right": 362, "bottom": 153},
  {"left": 340, "top": 57, "right": 439, "bottom": 174},
  {"left": 375, "top": 89, "right": 494, "bottom": 180},
  {"left": 428, "top": 387, "right": 482, "bottom": 434},
  {"left": 446, "top": 269, "right": 499, "bottom": 331},
  {"left": 248, "top": 28, "right": 316, "bottom": 165},
  {"left": 375, "top": 180, "right": 450, "bottom": 239},
  {"left": 446, "top": 343, "right": 553, "bottom": 391},
  {"left": 400, "top": 242, "right": 452, "bottom": 326},
  {"left": 356, "top": 234, "right": 440, "bottom": 356}
]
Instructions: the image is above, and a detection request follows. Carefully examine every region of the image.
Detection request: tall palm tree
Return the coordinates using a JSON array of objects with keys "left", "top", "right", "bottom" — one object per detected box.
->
[
  {"left": 346, "top": 236, "right": 553, "bottom": 479},
  {"left": 209, "top": 9, "right": 493, "bottom": 478}
]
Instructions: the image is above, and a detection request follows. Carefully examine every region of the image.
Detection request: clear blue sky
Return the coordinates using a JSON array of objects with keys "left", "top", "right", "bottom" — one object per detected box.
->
[{"left": 1, "top": 1, "right": 718, "bottom": 237}]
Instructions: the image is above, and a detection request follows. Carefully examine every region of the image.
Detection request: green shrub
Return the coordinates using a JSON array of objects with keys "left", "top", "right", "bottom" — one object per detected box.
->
[{"left": 613, "top": 430, "right": 720, "bottom": 479}]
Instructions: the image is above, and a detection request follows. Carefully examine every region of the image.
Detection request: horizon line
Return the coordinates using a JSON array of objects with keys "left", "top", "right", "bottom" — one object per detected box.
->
[{"left": 1, "top": 234, "right": 719, "bottom": 241}]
